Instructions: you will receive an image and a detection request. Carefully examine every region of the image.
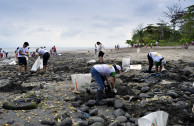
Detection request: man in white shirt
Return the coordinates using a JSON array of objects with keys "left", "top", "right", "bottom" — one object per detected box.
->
[
  {"left": 147, "top": 52, "right": 166, "bottom": 77},
  {"left": 17, "top": 42, "right": 29, "bottom": 75},
  {"left": 97, "top": 42, "right": 105, "bottom": 62},
  {"left": 38, "top": 48, "right": 50, "bottom": 72}
]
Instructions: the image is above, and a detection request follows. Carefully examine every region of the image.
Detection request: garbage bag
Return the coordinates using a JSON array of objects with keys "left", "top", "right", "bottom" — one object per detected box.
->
[
  {"left": 122, "top": 58, "right": 130, "bottom": 72},
  {"left": 138, "top": 111, "right": 168, "bottom": 126},
  {"left": 31, "top": 56, "right": 43, "bottom": 71}
]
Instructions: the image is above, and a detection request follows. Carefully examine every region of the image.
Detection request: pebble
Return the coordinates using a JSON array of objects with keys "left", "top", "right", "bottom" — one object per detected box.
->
[
  {"left": 87, "top": 100, "right": 96, "bottom": 107},
  {"left": 7, "top": 119, "right": 14, "bottom": 125},
  {"left": 114, "top": 109, "right": 125, "bottom": 117},
  {"left": 167, "top": 91, "right": 178, "bottom": 98},
  {"left": 114, "top": 99, "right": 124, "bottom": 109},
  {"left": 139, "top": 93, "right": 150, "bottom": 98},
  {"left": 141, "top": 87, "right": 150, "bottom": 93},
  {"left": 115, "top": 116, "right": 127, "bottom": 123},
  {"left": 108, "top": 120, "right": 121, "bottom": 126},
  {"left": 61, "top": 118, "right": 72, "bottom": 126},
  {"left": 80, "top": 106, "right": 90, "bottom": 113},
  {"left": 89, "top": 109, "right": 98, "bottom": 116},
  {"left": 88, "top": 116, "right": 105, "bottom": 125}
]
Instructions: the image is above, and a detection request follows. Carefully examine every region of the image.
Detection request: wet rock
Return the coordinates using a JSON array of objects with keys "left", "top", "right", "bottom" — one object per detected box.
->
[
  {"left": 176, "top": 101, "right": 186, "bottom": 109},
  {"left": 189, "top": 62, "right": 194, "bottom": 67},
  {"left": 114, "top": 109, "right": 125, "bottom": 117},
  {"left": 78, "top": 121, "right": 88, "bottom": 126},
  {"left": 100, "top": 114, "right": 108, "bottom": 121},
  {"left": 147, "top": 92, "right": 154, "bottom": 97},
  {"left": 61, "top": 118, "right": 72, "bottom": 126},
  {"left": 87, "top": 100, "right": 96, "bottom": 107},
  {"left": 80, "top": 106, "right": 89, "bottom": 113},
  {"left": 114, "top": 100, "right": 124, "bottom": 109},
  {"left": 116, "top": 116, "right": 127, "bottom": 123},
  {"left": 153, "top": 88, "right": 160, "bottom": 92},
  {"left": 88, "top": 116, "right": 105, "bottom": 125},
  {"left": 71, "top": 102, "right": 80, "bottom": 108},
  {"left": 139, "top": 93, "right": 150, "bottom": 98},
  {"left": 90, "top": 109, "right": 98, "bottom": 116},
  {"left": 91, "top": 122, "right": 105, "bottom": 126},
  {"left": 129, "top": 118, "right": 136, "bottom": 123},
  {"left": 125, "top": 122, "right": 135, "bottom": 126},
  {"left": 63, "top": 95, "right": 76, "bottom": 101},
  {"left": 7, "top": 119, "right": 14, "bottom": 125},
  {"left": 108, "top": 120, "right": 121, "bottom": 126},
  {"left": 167, "top": 91, "right": 178, "bottom": 98},
  {"left": 124, "top": 113, "right": 131, "bottom": 119},
  {"left": 141, "top": 87, "right": 150, "bottom": 93}
]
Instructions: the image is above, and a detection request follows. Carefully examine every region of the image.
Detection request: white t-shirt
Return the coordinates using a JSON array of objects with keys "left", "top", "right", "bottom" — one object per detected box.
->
[
  {"left": 98, "top": 45, "right": 105, "bottom": 52},
  {"left": 94, "top": 64, "right": 116, "bottom": 77},
  {"left": 0, "top": 50, "right": 3, "bottom": 53},
  {"left": 149, "top": 52, "right": 163, "bottom": 62},
  {"left": 17, "top": 47, "right": 28, "bottom": 57},
  {"left": 38, "top": 49, "right": 48, "bottom": 55}
]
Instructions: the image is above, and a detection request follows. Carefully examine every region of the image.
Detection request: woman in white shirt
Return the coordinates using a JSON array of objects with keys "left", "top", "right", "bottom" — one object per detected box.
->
[{"left": 97, "top": 42, "right": 105, "bottom": 62}]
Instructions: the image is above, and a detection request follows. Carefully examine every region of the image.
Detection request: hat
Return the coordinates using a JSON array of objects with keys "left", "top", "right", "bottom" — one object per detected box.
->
[
  {"left": 116, "top": 65, "right": 121, "bottom": 71},
  {"left": 161, "top": 59, "right": 166, "bottom": 66}
]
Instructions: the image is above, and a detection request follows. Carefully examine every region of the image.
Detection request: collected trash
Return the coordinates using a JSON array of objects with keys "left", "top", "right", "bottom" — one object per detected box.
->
[
  {"left": 138, "top": 111, "right": 168, "bottom": 126},
  {"left": 130, "top": 64, "right": 142, "bottom": 70},
  {"left": 87, "top": 60, "right": 96, "bottom": 63},
  {"left": 31, "top": 56, "right": 43, "bottom": 71},
  {"left": 58, "top": 53, "right": 62, "bottom": 56},
  {"left": 71, "top": 74, "right": 92, "bottom": 93},
  {"left": 122, "top": 58, "right": 130, "bottom": 72},
  {"left": 9, "top": 60, "right": 16, "bottom": 65}
]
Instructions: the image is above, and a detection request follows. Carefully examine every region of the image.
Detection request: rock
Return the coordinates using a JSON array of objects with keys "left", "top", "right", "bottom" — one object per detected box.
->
[
  {"left": 189, "top": 62, "right": 194, "bottom": 67},
  {"left": 78, "top": 121, "right": 88, "bottom": 126},
  {"left": 90, "top": 109, "right": 98, "bottom": 116},
  {"left": 167, "top": 91, "right": 178, "bottom": 98},
  {"left": 87, "top": 100, "right": 96, "bottom": 107},
  {"left": 80, "top": 106, "right": 89, "bottom": 113},
  {"left": 114, "top": 100, "right": 124, "bottom": 109},
  {"left": 88, "top": 116, "right": 105, "bottom": 125},
  {"left": 108, "top": 120, "right": 121, "bottom": 126},
  {"left": 63, "top": 95, "right": 76, "bottom": 101},
  {"left": 81, "top": 113, "right": 90, "bottom": 119},
  {"left": 141, "top": 87, "right": 150, "bottom": 93},
  {"left": 124, "top": 113, "right": 131, "bottom": 119},
  {"left": 116, "top": 116, "right": 127, "bottom": 123},
  {"left": 7, "top": 119, "right": 14, "bottom": 125},
  {"left": 115, "top": 79, "right": 123, "bottom": 85},
  {"left": 71, "top": 102, "right": 80, "bottom": 108},
  {"left": 61, "top": 118, "right": 72, "bottom": 126},
  {"left": 176, "top": 101, "right": 186, "bottom": 109},
  {"left": 125, "top": 122, "right": 135, "bottom": 126},
  {"left": 139, "top": 93, "right": 150, "bottom": 98},
  {"left": 91, "top": 122, "right": 105, "bottom": 126},
  {"left": 129, "top": 118, "right": 136, "bottom": 123},
  {"left": 147, "top": 92, "right": 154, "bottom": 97},
  {"left": 100, "top": 114, "right": 108, "bottom": 121},
  {"left": 107, "top": 98, "right": 115, "bottom": 106},
  {"left": 114, "top": 109, "right": 125, "bottom": 117},
  {"left": 41, "top": 120, "right": 55, "bottom": 126},
  {"left": 154, "top": 88, "right": 160, "bottom": 92}
]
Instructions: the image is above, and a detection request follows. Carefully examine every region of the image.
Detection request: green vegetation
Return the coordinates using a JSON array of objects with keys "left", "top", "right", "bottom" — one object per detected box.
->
[{"left": 126, "top": 5, "right": 194, "bottom": 47}]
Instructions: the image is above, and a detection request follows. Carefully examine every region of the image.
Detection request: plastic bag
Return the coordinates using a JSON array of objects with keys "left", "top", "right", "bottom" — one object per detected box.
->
[
  {"left": 138, "top": 111, "right": 168, "bottom": 126},
  {"left": 130, "top": 64, "right": 142, "bottom": 70},
  {"left": 71, "top": 74, "right": 92, "bottom": 92},
  {"left": 31, "top": 56, "right": 43, "bottom": 71},
  {"left": 122, "top": 58, "right": 130, "bottom": 72}
]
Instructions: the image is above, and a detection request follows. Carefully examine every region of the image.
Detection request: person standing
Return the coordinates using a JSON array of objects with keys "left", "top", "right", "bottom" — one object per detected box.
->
[
  {"left": 4, "top": 50, "right": 8, "bottom": 58},
  {"left": 147, "top": 52, "right": 166, "bottom": 77},
  {"left": 95, "top": 44, "right": 97, "bottom": 54},
  {"left": 38, "top": 48, "right": 50, "bottom": 72},
  {"left": 97, "top": 42, "right": 105, "bottom": 62},
  {"left": 0, "top": 48, "right": 3, "bottom": 59},
  {"left": 17, "top": 42, "right": 29, "bottom": 75},
  {"left": 90, "top": 64, "right": 121, "bottom": 105},
  {"left": 53, "top": 46, "right": 57, "bottom": 55},
  {"left": 150, "top": 42, "right": 153, "bottom": 48}
]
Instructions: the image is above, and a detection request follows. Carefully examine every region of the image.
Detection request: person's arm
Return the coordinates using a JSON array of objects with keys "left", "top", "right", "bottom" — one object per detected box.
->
[{"left": 109, "top": 76, "right": 115, "bottom": 89}]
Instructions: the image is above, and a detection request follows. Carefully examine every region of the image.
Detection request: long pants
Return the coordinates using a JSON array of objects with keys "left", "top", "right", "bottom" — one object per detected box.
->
[
  {"left": 90, "top": 67, "right": 104, "bottom": 90},
  {"left": 147, "top": 54, "right": 153, "bottom": 73}
]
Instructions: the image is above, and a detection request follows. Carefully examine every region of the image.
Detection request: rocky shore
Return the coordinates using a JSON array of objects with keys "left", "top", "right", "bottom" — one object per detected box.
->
[{"left": 0, "top": 47, "right": 194, "bottom": 126}]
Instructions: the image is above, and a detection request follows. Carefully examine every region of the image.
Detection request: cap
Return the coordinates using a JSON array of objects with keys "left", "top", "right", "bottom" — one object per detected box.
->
[{"left": 116, "top": 65, "right": 121, "bottom": 71}]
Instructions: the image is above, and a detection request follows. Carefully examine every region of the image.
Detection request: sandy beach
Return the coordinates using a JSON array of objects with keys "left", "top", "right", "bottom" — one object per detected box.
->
[{"left": 0, "top": 46, "right": 194, "bottom": 126}]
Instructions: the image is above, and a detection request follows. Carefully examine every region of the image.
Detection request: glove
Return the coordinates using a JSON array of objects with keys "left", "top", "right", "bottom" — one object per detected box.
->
[
  {"left": 159, "top": 73, "right": 162, "bottom": 77},
  {"left": 155, "top": 73, "right": 160, "bottom": 77},
  {"left": 112, "top": 88, "right": 117, "bottom": 93}
]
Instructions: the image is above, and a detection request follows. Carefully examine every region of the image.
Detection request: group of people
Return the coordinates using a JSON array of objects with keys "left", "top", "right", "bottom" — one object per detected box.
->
[
  {"left": 133, "top": 41, "right": 159, "bottom": 48},
  {"left": 0, "top": 48, "right": 8, "bottom": 59},
  {"left": 16, "top": 42, "right": 51, "bottom": 75}
]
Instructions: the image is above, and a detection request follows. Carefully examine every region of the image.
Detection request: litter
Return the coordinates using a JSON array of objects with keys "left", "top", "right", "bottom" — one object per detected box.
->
[
  {"left": 71, "top": 74, "right": 92, "bottom": 92},
  {"left": 31, "top": 56, "right": 43, "bottom": 71},
  {"left": 87, "top": 60, "right": 96, "bottom": 63},
  {"left": 130, "top": 64, "right": 142, "bottom": 70},
  {"left": 138, "top": 111, "right": 168, "bottom": 126},
  {"left": 122, "top": 58, "right": 130, "bottom": 72},
  {"left": 58, "top": 53, "right": 62, "bottom": 56},
  {"left": 9, "top": 60, "right": 16, "bottom": 65}
]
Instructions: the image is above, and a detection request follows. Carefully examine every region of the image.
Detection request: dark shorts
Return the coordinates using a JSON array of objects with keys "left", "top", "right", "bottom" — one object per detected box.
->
[
  {"left": 43, "top": 52, "right": 50, "bottom": 65},
  {"left": 98, "top": 51, "right": 104, "bottom": 57},
  {"left": 18, "top": 57, "right": 27, "bottom": 66}
]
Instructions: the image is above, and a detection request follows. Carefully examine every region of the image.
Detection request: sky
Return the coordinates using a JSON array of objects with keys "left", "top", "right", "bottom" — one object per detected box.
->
[{"left": 0, "top": 0, "right": 193, "bottom": 48}]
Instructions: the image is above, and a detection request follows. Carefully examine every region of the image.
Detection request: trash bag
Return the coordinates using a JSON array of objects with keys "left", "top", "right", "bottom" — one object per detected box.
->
[
  {"left": 122, "top": 58, "right": 130, "bottom": 72},
  {"left": 9, "top": 60, "right": 16, "bottom": 65},
  {"left": 71, "top": 74, "right": 92, "bottom": 92},
  {"left": 138, "top": 111, "right": 168, "bottom": 126},
  {"left": 31, "top": 56, "right": 43, "bottom": 71}
]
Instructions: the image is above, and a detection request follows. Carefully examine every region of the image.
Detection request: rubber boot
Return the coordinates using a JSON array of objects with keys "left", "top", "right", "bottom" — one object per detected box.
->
[{"left": 96, "top": 90, "right": 106, "bottom": 105}]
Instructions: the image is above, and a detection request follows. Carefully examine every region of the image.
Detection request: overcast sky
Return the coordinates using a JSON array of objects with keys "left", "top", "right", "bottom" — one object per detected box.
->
[{"left": 0, "top": 0, "right": 193, "bottom": 48}]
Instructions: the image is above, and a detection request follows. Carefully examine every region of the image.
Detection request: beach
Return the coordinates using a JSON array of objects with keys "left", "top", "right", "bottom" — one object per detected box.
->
[{"left": 0, "top": 46, "right": 194, "bottom": 125}]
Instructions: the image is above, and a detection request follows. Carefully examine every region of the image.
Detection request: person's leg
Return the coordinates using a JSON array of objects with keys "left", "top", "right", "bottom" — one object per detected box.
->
[
  {"left": 155, "top": 66, "right": 158, "bottom": 73},
  {"left": 147, "top": 54, "right": 153, "bottom": 73},
  {"left": 19, "top": 66, "right": 22, "bottom": 73},
  {"left": 24, "top": 65, "right": 27, "bottom": 72},
  {"left": 159, "top": 65, "right": 163, "bottom": 73}
]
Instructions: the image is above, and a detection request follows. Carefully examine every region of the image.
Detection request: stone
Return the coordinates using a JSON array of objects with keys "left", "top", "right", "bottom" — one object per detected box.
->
[
  {"left": 114, "top": 100, "right": 124, "bottom": 109},
  {"left": 115, "top": 116, "right": 127, "bottom": 123},
  {"left": 147, "top": 92, "right": 154, "bottom": 97},
  {"left": 108, "top": 120, "right": 121, "bottom": 126},
  {"left": 80, "top": 106, "right": 90, "bottom": 113},
  {"left": 125, "top": 122, "right": 135, "bottom": 126},
  {"left": 87, "top": 100, "right": 96, "bottom": 107},
  {"left": 78, "top": 121, "right": 88, "bottom": 126},
  {"left": 61, "top": 118, "right": 72, "bottom": 126},
  {"left": 7, "top": 120, "right": 14, "bottom": 125},
  {"left": 41, "top": 120, "right": 56, "bottom": 126},
  {"left": 139, "top": 93, "right": 150, "bottom": 98},
  {"left": 129, "top": 118, "right": 136, "bottom": 123},
  {"left": 167, "top": 91, "right": 178, "bottom": 98},
  {"left": 71, "top": 102, "right": 80, "bottom": 108},
  {"left": 176, "top": 101, "right": 186, "bottom": 109},
  {"left": 107, "top": 98, "right": 115, "bottom": 106},
  {"left": 124, "top": 113, "right": 131, "bottom": 119},
  {"left": 141, "top": 87, "right": 150, "bottom": 93},
  {"left": 114, "top": 109, "right": 125, "bottom": 117},
  {"left": 89, "top": 109, "right": 98, "bottom": 116},
  {"left": 88, "top": 116, "right": 105, "bottom": 125},
  {"left": 100, "top": 114, "right": 108, "bottom": 121},
  {"left": 91, "top": 122, "right": 105, "bottom": 126}
]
